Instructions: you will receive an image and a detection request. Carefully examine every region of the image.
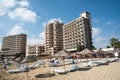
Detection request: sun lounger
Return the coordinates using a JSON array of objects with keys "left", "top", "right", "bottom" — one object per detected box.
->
[
  {"left": 84, "top": 59, "right": 109, "bottom": 67},
  {"left": 7, "top": 65, "right": 28, "bottom": 74},
  {"left": 64, "top": 59, "right": 76, "bottom": 65},
  {"left": 109, "top": 58, "right": 118, "bottom": 62},
  {"left": 84, "top": 61, "right": 99, "bottom": 67},
  {"left": 29, "top": 60, "right": 45, "bottom": 69},
  {"left": 65, "top": 61, "right": 73, "bottom": 65},
  {"left": 51, "top": 69, "right": 68, "bottom": 74},
  {"left": 48, "top": 59, "right": 61, "bottom": 67},
  {"left": 68, "top": 64, "right": 78, "bottom": 72},
  {"left": 7, "top": 68, "right": 27, "bottom": 73},
  {"left": 96, "top": 59, "right": 109, "bottom": 65},
  {"left": 76, "top": 59, "right": 81, "bottom": 63},
  {"left": 29, "top": 63, "right": 37, "bottom": 69},
  {"left": 48, "top": 63, "right": 60, "bottom": 67}
]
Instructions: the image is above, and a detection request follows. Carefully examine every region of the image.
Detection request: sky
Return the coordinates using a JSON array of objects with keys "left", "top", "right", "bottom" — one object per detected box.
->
[{"left": 0, "top": 0, "right": 120, "bottom": 49}]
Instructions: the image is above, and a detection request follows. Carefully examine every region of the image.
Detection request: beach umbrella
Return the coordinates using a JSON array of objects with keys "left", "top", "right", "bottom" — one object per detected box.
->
[
  {"left": 77, "top": 48, "right": 93, "bottom": 54},
  {"left": 105, "top": 50, "right": 114, "bottom": 57},
  {"left": 21, "top": 55, "right": 37, "bottom": 63},
  {"left": 96, "top": 50, "right": 106, "bottom": 58},
  {"left": 77, "top": 48, "right": 93, "bottom": 64},
  {"left": 69, "top": 52, "right": 79, "bottom": 59},
  {"left": 14, "top": 57, "right": 23, "bottom": 63},
  {"left": 77, "top": 48, "right": 93, "bottom": 58},
  {"left": 54, "top": 50, "right": 69, "bottom": 57},
  {"left": 21, "top": 55, "right": 37, "bottom": 77},
  {"left": 54, "top": 50, "right": 69, "bottom": 69}
]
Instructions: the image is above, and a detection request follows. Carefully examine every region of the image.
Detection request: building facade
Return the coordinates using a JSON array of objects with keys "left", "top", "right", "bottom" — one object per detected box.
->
[
  {"left": 1, "top": 34, "right": 27, "bottom": 56},
  {"left": 63, "top": 12, "right": 92, "bottom": 51},
  {"left": 45, "top": 21, "right": 63, "bottom": 55},
  {"left": 27, "top": 45, "right": 45, "bottom": 56}
]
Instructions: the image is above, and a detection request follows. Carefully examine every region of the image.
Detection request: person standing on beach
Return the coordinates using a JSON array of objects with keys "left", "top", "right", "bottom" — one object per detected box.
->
[{"left": 4, "top": 64, "right": 6, "bottom": 70}]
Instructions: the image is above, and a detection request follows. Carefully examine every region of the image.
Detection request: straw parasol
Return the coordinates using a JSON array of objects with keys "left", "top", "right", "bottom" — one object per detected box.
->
[
  {"left": 77, "top": 48, "right": 92, "bottom": 54},
  {"left": 105, "top": 50, "right": 114, "bottom": 58},
  {"left": 54, "top": 50, "right": 69, "bottom": 57},
  {"left": 77, "top": 48, "right": 93, "bottom": 66},
  {"left": 54, "top": 50, "right": 69, "bottom": 69},
  {"left": 14, "top": 57, "right": 23, "bottom": 63},
  {"left": 97, "top": 50, "right": 105, "bottom": 54},
  {"left": 96, "top": 49, "right": 106, "bottom": 58},
  {"left": 69, "top": 52, "right": 79, "bottom": 58},
  {"left": 21, "top": 55, "right": 37, "bottom": 63},
  {"left": 21, "top": 55, "right": 37, "bottom": 77},
  {"left": 77, "top": 48, "right": 93, "bottom": 58}
]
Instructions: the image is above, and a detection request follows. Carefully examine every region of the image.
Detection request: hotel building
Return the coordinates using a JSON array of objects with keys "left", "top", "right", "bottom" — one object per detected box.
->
[
  {"left": 1, "top": 34, "right": 27, "bottom": 56},
  {"left": 45, "top": 21, "right": 63, "bottom": 55},
  {"left": 63, "top": 12, "right": 92, "bottom": 51},
  {"left": 27, "top": 44, "right": 45, "bottom": 56}
]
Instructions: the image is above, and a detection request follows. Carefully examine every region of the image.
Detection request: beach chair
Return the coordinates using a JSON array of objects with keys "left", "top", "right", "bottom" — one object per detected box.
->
[
  {"left": 29, "top": 60, "right": 45, "bottom": 69},
  {"left": 84, "top": 61, "right": 99, "bottom": 67},
  {"left": 51, "top": 69, "right": 68, "bottom": 75},
  {"left": 95, "top": 59, "right": 109, "bottom": 65},
  {"left": 77, "top": 59, "right": 81, "bottom": 63},
  {"left": 48, "top": 63, "right": 60, "bottom": 67},
  {"left": 28, "top": 62, "right": 37, "bottom": 69},
  {"left": 85, "top": 59, "right": 110, "bottom": 67},
  {"left": 48, "top": 59, "right": 61, "bottom": 67},
  {"left": 68, "top": 64, "right": 78, "bottom": 72},
  {"left": 7, "top": 65, "right": 28, "bottom": 74},
  {"left": 109, "top": 58, "right": 118, "bottom": 62}
]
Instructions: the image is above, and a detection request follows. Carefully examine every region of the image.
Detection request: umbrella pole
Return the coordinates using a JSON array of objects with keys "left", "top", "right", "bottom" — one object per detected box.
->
[
  {"left": 63, "top": 59, "right": 65, "bottom": 69},
  {"left": 27, "top": 61, "right": 28, "bottom": 77}
]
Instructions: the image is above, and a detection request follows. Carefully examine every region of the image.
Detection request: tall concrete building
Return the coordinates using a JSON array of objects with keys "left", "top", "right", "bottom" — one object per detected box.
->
[
  {"left": 1, "top": 34, "right": 27, "bottom": 56},
  {"left": 45, "top": 21, "right": 63, "bottom": 55},
  {"left": 63, "top": 12, "right": 92, "bottom": 51}
]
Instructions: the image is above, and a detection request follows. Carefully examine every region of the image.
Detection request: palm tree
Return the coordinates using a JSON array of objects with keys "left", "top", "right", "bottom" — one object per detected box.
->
[
  {"left": 118, "top": 41, "right": 120, "bottom": 50},
  {"left": 92, "top": 45, "right": 96, "bottom": 50},
  {"left": 106, "top": 45, "right": 111, "bottom": 48},
  {"left": 110, "top": 38, "right": 120, "bottom": 51},
  {"left": 77, "top": 44, "right": 85, "bottom": 52},
  {"left": 110, "top": 38, "right": 119, "bottom": 48}
]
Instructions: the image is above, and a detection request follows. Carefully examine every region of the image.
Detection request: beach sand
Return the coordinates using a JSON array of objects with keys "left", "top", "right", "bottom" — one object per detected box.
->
[{"left": 0, "top": 60, "right": 120, "bottom": 80}]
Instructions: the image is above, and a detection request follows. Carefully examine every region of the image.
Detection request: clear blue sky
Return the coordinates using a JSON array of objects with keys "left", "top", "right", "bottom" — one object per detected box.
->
[{"left": 0, "top": 0, "right": 120, "bottom": 49}]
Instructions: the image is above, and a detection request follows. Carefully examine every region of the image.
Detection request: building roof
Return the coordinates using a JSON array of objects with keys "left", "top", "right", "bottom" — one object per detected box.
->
[
  {"left": 102, "top": 48, "right": 114, "bottom": 51},
  {"left": 77, "top": 48, "right": 93, "bottom": 55},
  {"left": 66, "top": 49, "right": 77, "bottom": 51},
  {"left": 54, "top": 50, "right": 69, "bottom": 57}
]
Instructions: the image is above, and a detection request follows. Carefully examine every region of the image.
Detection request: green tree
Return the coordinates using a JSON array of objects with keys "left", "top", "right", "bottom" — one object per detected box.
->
[
  {"left": 106, "top": 45, "right": 111, "bottom": 48},
  {"left": 91, "top": 45, "right": 96, "bottom": 50},
  {"left": 110, "top": 38, "right": 119, "bottom": 48},
  {"left": 77, "top": 44, "right": 85, "bottom": 52},
  {"left": 110, "top": 38, "right": 120, "bottom": 51},
  {"left": 118, "top": 41, "right": 120, "bottom": 50}
]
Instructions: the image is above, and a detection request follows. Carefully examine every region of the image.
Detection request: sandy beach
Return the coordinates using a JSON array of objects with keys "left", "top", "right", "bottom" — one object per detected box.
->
[{"left": 0, "top": 59, "right": 120, "bottom": 80}]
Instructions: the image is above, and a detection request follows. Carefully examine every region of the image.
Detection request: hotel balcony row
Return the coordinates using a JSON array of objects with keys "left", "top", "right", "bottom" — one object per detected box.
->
[
  {"left": 64, "top": 41, "right": 84, "bottom": 45},
  {"left": 63, "top": 24, "right": 84, "bottom": 30},
  {"left": 63, "top": 31, "right": 85, "bottom": 35},
  {"left": 63, "top": 35, "right": 84, "bottom": 40},
  {"left": 64, "top": 43, "right": 84, "bottom": 50},
  {"left": 63, "top": 19, "right": 84, "bottom": 28},
  {"left": 63, "top": 34, "right": 84, "bottom": 38}
]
